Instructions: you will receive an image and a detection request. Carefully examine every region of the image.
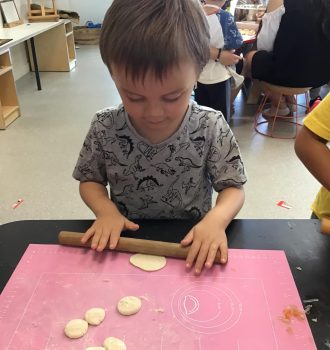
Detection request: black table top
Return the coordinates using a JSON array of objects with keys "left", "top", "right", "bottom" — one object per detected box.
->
[{"left": 0, "top": 219, "right": 329, "bottom": 349}]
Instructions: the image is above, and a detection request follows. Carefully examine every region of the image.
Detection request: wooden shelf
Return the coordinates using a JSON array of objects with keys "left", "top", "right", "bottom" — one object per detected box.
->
[
  {"left": 28, "top": 21, "right": 76, "bottom": 72},
  {"left": 65, "top": 21, "right": 73, "bottom": 33},
  {"left": 1, "top": 106, "right": 20, "bottom": 128},
  {"left": 0, "top": 66, "right": 12, "bottom": 77},
  {"left": 0, "top": 51, "right": 20, "bottom": 129}
]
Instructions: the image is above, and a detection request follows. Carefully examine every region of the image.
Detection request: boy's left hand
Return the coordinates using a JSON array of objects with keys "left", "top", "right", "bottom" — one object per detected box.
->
[{"left": 181, "top": 216, "right": 228, "bottom": 275}]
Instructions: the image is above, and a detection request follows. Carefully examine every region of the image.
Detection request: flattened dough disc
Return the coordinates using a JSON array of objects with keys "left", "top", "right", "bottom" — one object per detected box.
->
[
  {"left": 104, "top": 337, "right": 126, "bottom": 350},
  {"left": 64, "top": 319, "right": 88, "bottom": 339},
  {"left": 130, "top": 253, "right": 166, "bottom": 271},
  {"left": 85, "top": 307, "right": 106, "bottom": 325},
  {"left": 117, "top": 296, "right": 141, "bottom": 316}
]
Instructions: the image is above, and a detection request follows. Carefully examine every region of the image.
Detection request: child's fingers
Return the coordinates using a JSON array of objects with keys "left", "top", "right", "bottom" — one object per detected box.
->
[
  {"left": 219, "top": 241, "right": 228, "bottom": 264},
  {"left": 125, "top": 219, "right": 139, "bottom": 231},
  {"left": 109, "top": 229, "right": 121, "bottom": 250},
  {"left": 194, "top": 242, "right": 209, "bottom": 274},
  {"left": 185, "top": 239, "right": 201, "bottom": 269},
  {"left": 91, "top": 229, "right": 104, "bottom": 250},
  {"left": 81, "top": 227, "right": 95, "bottom": 243},
  {"left": 205, "top": 242, "right": 219, "bottom": 268},
  {"left": 181, "top": 229, "right": 194, "bottom": 246},
  {"left": 96, "top": 231, "right": 111, "bottom": 252}
]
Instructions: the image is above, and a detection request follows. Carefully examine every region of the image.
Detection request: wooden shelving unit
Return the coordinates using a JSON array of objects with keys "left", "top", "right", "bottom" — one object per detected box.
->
[
  {"left": 28, "top": 20, "right": 76, "bottom": 72},
  {"left": 65, "top": 21, "right": 76, "bottom": 71},
  {"left": 0, "top": 51, "right": 20, "bottom": 129}
]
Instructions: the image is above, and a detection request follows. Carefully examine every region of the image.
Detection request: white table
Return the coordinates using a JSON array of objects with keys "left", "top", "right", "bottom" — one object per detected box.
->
[{"left": 0, "top": 20, "right": 71, "bottom": 90}]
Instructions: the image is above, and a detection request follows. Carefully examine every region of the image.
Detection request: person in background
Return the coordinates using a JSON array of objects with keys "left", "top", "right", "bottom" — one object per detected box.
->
[
  {"left": 295, "top": 93, "right": 330, "bottom": 220},
  {"left": 195, "top": 0, "right": 242, "bottom": 121},
  {"left": 243, "top": 0, "right": 330, "bottom": 117},
  {"left": 73, "top": 0, "right": 247, "bottom": 274}
]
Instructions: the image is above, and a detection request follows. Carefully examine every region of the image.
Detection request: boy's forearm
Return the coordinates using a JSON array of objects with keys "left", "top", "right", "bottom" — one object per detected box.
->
[
  {"left": 295, "top": 127, "right": 330, "bottom": 191},
  {"left": 207, "top": 187, "right": 245, "bottom": 228},
  {"left": 79, "top": 181, "right": 121, "bottom": 217}
]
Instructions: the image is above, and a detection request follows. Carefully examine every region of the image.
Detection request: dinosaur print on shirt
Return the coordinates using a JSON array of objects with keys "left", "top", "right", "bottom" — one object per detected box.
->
[{"left": 73, "top": 102, "right": 246, "bottom": 220}]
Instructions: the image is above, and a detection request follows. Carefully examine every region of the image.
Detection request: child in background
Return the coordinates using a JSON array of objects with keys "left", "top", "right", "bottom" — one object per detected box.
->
[
  {"left": 195, "top": 0, "right": 243, "bottom": 122},
  {"left": 73, "top": 0, "right": 246, "bottom": 274},
  {"left": 217, "top": 1, "right": 243, "bottom": 51},
  {"left": 295, "top": 93, "right": 330, "bottom": 219}
]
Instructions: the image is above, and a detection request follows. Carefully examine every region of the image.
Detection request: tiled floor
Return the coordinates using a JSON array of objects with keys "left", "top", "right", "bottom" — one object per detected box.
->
[{"left": 0, "top": 46, "right": 327, "bottom": 224}]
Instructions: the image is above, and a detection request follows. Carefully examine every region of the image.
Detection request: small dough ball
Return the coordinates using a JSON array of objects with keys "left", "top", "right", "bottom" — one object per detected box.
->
[
  {"left": 117, "top": 296, "right": 141, "bottom": 316},
  {"left": 130, "top": 253, "right": 166, "bottom": 271},
  {"left": 85, "top": 307, "right": 106, "bottom": 325},
  {"left": 85, "top": 347, "right": 105, "bottom": 350},
  {"left": 103, "top": 337, "right": 126, "bottom": 350},
  {"left": 64, "top": 319, "right": 88, "bottom": 339}
]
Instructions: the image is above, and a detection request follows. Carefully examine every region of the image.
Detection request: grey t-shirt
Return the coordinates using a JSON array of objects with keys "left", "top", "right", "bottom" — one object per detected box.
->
[{"left": 73, "top": 101, "right": 246, "bottom": 220}]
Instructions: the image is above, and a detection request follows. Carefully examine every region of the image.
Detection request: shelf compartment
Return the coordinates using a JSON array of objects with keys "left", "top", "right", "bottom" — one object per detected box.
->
[
  {"left": 0, "top": 69, "right": 20, "bottom": 129},
  {"left": 0, "top": 66, "right": 12, "bottom": 77}
]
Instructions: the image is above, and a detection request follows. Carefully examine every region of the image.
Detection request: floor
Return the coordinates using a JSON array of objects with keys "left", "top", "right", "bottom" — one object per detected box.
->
[{"left": 0, "top": 46, "right": 328, "bottom": 225}]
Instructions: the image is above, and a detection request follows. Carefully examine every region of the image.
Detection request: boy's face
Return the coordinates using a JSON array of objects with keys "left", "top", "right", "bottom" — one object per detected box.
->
[{"left": 111, "top": 62, "right": 198, "bottom": 144}]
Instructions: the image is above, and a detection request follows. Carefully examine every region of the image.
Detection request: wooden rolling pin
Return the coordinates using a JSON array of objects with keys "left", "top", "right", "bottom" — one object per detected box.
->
[
  {"left": 58, "top": 231, "right": 222, "bottom": 263},
  {"left": 320, "top": 218, "right": 330, "bottom": 235}
]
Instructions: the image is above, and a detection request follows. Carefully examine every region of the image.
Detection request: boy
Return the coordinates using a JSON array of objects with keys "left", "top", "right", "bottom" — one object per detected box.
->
[
  {"left": 295, "top": 93, "right": 330, "bottom": 219},
  {"left": 73, "top": 0, "right": 246, "bottom": 274}
]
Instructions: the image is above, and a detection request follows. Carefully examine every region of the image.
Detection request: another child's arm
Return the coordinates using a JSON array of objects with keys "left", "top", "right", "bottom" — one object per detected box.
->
[
  {"left": 80, "top": 181, "right": 139, "bottom": 251},
  {"left": 210, "top": 46, "right": 241, "bottom": 65},
  {"left": 181, "top": 186, "right": 245, "bottom": 274},
  {"left": 295, "top": 126, "right": 330, "bottom": 191},
  {"left": 295, "top": 95, "right": 330, "bottom": 191}
]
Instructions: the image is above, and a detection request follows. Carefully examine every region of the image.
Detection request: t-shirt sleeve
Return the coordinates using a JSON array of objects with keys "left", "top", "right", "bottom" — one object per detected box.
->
[
  {"left": 206, "top": 112, "right": 247, "bottom": 192},
  {"left": 72, "top": 114, "right": 108, "bottom": 186},
  {"left": 257, "top": 5, "right": 285, "bottom": 52},
  {"left": 219, "top": 11, "right": 243, "bottom": 49},
  {"left": 303, "top": 93, "right": 330, "bottom": 141}
]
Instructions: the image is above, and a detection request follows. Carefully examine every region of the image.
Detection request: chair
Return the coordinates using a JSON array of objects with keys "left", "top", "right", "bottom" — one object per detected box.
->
[{"left": 254, "top": 81, "right": 311, "bottom": 139}]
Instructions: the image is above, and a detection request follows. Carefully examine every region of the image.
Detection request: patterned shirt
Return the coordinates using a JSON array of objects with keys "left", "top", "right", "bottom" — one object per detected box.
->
[{"left": 73, "top": 101, "right": 247, "bottom": 220}]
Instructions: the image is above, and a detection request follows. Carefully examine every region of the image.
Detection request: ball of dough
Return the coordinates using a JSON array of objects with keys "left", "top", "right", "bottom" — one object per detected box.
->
[
  {"left": 85, "top": 307, "right": 106, "bottom": 325},
  {"left": 64, "top": 319, "right": 88, "bottom": 339},
  {"left": 103, "top": 337, "right": 126, "bottom": 350},
  {"left": 117, "top": 296, "right": 141, "bottom": 316},
  {"left": 129, "top": 253, "right": 166, "bottom": 271}
]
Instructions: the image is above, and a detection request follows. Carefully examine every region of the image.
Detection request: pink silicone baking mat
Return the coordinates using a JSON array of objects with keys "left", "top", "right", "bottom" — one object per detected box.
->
[{"left": 0, "top": 244, "right": 316, "bottom": 350}]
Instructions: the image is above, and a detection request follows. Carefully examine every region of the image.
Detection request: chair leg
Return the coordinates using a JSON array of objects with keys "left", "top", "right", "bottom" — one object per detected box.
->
[
  {"left": 254, "top": 92, "right": 269, "bottom": 131},
  {"left": 268, "top": 94, "right": 283, "bottom": 137}
]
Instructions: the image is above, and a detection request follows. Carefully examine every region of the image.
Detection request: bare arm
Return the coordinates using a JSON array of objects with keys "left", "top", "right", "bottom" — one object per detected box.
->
[
  {"left": 295, "top": 126, "right": 330, "bottom": 191},
  {"left": 80, "top": 181, "right": 120, "bottom": 218},
  {"left": 211, "top": 186, "right": 245, "bottom": 228},
  {"left": 266, "top": 0, "right": 283, "bottom": 12}
]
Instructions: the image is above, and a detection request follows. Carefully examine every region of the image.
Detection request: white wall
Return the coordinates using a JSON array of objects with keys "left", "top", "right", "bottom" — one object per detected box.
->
[
  {"left": 56, "top": 0, "right": 111, "bottom": 25},
  {"left": 13, "top": 0, "right": 111, "bottom": 24}
]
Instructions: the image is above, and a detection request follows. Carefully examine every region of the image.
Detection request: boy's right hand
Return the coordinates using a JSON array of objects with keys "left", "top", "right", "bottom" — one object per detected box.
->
[{"left": 81, "top": 212, "right": 139, "bottom": 252}]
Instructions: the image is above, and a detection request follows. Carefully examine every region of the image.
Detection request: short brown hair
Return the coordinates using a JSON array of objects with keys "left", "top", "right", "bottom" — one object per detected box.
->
[{"left": 99, "top": 0, "right": 210, "bottom": 81}]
